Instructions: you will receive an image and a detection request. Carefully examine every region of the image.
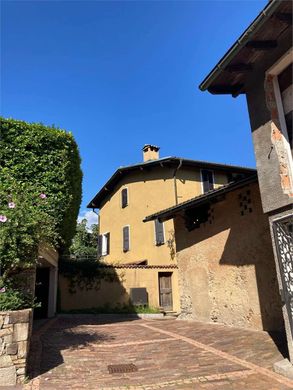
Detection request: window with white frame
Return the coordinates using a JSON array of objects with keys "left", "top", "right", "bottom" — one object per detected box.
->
[
  {"left": 98, "top": 232, "right": 110, "bottom": 257},
  {"left": 267, "top": 49, "right": 293, "bottom": 157},
  {"left": 278, "top": 63, "right": 292, "bottom": 153},
  {"left": 266, "top": 48, "right": 293, "bottom": 195}
]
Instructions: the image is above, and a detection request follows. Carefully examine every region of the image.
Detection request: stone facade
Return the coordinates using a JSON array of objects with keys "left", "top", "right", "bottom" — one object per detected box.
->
[
  {"left": 0, "top": 309, "right": 32, "bottom": 386},
  {"left": 175, "top": 182, "right": 283, "bottom": 331}
]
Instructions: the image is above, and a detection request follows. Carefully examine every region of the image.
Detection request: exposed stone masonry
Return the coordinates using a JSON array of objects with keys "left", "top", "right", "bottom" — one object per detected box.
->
[{"left": 0, "top": 309, "right": 32, "bottom": 386}]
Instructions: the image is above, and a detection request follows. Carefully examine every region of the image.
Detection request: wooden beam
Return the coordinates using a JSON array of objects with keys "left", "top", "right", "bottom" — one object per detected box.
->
[
  {"left": 225, "top": 63, "right": 253, "bottom": 73},
  {"left": 207, "top": 84, "right": 244, "bottom": 95},
  {"left": 274, "top": 13, "right": 292, "bottom": 24},
  {"left": 246, "top": 40, "right": 277, "bottom": 50}
]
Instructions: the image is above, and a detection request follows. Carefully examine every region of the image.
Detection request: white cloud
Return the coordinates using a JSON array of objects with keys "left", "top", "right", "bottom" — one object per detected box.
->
[{"left": 78, "top": 210, "right": 99, "bottom": 232}]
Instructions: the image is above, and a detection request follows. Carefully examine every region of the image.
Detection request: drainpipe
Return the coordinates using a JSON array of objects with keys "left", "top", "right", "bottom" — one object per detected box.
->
[{"left": 173, "top": 159, "right": 182, "bottom": 205}]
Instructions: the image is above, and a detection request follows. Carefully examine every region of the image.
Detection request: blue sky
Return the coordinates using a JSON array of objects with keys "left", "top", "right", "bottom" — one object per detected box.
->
[{"left": 1, "top": 0, "right": 266, "bottom": 223}]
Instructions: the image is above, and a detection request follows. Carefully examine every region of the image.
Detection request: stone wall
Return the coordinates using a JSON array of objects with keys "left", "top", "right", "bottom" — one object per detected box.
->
[
  {"left": 0, "top": 309, "right": 33, "bottom": 386},
  {"left": 175, "top": 182, "right": 283, "bottom": 331}
]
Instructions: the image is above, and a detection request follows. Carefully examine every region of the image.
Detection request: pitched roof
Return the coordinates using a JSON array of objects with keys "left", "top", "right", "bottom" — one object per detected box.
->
[
  {"left": 143, "top": 174, "right": 258, "bottom": 222},
  {"left": 87, "top": 157, "right": 256, "bottom": 209},
  {"left": 199, "top": 0, "right": 292, "bottom": 96}
]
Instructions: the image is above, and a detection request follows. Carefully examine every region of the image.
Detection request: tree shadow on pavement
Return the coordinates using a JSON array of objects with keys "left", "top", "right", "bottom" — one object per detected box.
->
[{"left": 27, "top": 317, "right": 118, "bottom": 380}]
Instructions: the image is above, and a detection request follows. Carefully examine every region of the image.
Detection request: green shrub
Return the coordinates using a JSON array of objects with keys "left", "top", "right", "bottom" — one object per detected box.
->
[
  {"left": 0, "top": 179, "right": 57, "bottom": 279},
  {"left": 0, "top": 117, "right": 82, "bottom": 309},
  {"left": 0, "top": 117, "right": 82, "bottom": 253},
  {"left": 0, "top": 279, "right": 40, "bottom": 311}
]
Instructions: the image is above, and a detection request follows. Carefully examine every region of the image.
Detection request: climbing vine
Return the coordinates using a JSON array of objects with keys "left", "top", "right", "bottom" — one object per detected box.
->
[{"left": 59, "top": 260, "right": 124, "bottom": 294}]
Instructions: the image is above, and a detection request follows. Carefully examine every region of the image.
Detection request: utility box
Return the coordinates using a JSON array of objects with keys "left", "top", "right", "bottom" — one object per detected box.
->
[{"left": 130, "top": 288, "right": 148, "bottom": 306}]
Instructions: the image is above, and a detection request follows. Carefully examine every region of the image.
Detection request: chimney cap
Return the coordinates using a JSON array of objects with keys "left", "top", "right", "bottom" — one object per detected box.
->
[{"left": 142, "top": 144, "right": 160, "bottom": 152}]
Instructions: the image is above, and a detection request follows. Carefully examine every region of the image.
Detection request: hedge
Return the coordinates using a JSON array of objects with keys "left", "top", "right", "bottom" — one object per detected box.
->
[{"left": 0, "top": 117, "right": 82, "bottom": 254}]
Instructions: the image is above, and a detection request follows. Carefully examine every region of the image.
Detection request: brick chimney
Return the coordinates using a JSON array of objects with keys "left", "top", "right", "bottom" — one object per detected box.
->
[{"left": 142, "top": 144, "right": 160, "bottom": 162}]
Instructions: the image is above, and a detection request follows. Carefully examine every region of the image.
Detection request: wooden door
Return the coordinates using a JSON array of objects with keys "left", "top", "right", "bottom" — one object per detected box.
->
[{"left": 159, "top": 272, "right": 173, "bottom": 311}]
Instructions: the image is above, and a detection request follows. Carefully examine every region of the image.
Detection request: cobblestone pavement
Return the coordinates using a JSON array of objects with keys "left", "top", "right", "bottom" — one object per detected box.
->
[{"left": 23, "top": 315, "right": 293, "bottom": 390}]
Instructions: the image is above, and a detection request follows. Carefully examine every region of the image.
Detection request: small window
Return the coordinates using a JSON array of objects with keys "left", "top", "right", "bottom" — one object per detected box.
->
[
  {"left": 98, "top": 233, "right": 110, "bottom": 257},
  {"left": 121, "top": 188, "right": 128, "bottom": 208},
  {"left": 201, "top": 169, "right": 214, "bottom": 193},
  {"left": 154, "top": 219, "right": 165, "bottom": 246},
  {"left": 123, "top": 226, "right": 130, "bottom": 252}
]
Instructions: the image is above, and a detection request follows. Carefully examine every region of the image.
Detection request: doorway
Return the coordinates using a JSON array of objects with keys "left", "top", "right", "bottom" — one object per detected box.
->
[
  {"left": 34, "top": 267, "right": 50, "bottom": 319},
  {"left": 159, "top": 272, "right": 173, "bottom": 311}
]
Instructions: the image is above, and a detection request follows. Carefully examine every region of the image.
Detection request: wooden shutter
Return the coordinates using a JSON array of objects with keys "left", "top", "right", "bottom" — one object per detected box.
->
[
  {"left": 202, "top": 170, "right": 214, "bottom": 193},
  {"left": 122, "top": 188, "right": 128, "bottom": 208},
  {"left": 106, "top": 232, "right": 110, "bottom": 255},
  {"left": 155, "top": 219, "right": 165, "bottom": 245},
  {"left": 98, "top": 234, "right": 103, "bottom": 257},
  {"left": 123, "top": 226, "right": 130, "bottom": 252}
]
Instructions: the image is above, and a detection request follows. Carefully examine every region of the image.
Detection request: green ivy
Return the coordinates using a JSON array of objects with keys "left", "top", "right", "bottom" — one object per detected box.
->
[
  {"left": 0, "top": 117, "right": 82, "bottom": 309},
  {"left": 0, "top": 179, "right": 57, "bottom": 279},
  {"left": 0, "top": 117, "right": 82, "bottom": 253},
  {"left": 59, "top": 260, "right": 120, "bottom": 293}
]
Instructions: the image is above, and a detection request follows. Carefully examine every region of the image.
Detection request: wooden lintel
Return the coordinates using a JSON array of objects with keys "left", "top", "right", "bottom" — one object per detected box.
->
[
  {"left": 275, "top": 13, "right": 292, "bottom": 24},
  {"left": 246, "top": 40, "right": 277, "bottom": 50},
  {"left": 208, "top": 84, "right": 244, "bottom": 96},
  {"left": 225, "top": 63, "right": 253, "bottom": 73}
]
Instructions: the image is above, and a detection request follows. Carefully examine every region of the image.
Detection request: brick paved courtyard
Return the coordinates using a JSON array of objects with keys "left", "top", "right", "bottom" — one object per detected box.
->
[{"left": 24, "top": 315, "right": 293, "bottom": 390}]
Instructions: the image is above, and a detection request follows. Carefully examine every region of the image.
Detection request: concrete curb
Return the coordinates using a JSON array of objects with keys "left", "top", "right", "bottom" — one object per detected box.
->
[{"left": 58, "top": 313, "right": 165, "bottom": 319}]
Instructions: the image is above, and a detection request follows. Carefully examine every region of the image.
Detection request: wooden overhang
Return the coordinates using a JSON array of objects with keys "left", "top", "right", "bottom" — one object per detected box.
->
[
  {"left": 199, "top": 0, "right": 292, "bottom": 97},
  {"left": 143, "top": 174, "right": 258, "bottom": 223},
  {"left": 87, "top": 157, "right": 256, "bottom": 209}
]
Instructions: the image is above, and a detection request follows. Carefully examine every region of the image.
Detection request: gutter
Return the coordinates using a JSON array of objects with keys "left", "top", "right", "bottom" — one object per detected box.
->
[{"left": 199, "top": 0, "right": 280, "bottom": 92}]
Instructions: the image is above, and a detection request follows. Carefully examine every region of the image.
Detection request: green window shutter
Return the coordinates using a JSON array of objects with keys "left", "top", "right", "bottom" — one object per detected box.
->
[
  {"left": 155, "top": 219, "right": 165, "bottom": 245},
  {"left": 123, "top": 226, "right": 130, "bottom": 252}
]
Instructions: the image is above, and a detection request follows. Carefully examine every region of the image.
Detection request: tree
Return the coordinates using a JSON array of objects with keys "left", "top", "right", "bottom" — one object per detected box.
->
[{"left": 70, "top": 219, "right": 99, "bottom": 258}]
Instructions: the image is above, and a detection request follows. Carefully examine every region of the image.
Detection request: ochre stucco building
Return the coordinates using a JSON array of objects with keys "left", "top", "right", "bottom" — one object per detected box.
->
[
  {"left": 85, "top": 145, "right": 254, "bottom": 312},
  {"left": 145, "top": 176, "right": 283, "bottom": 331}
]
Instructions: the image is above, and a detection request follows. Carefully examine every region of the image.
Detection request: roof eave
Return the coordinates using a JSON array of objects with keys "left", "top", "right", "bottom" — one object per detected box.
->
[
  {"left": 199, "top": 0, "right": 281, "bottom": 93},
  {"left": 87, "top": 158, "right": 256, "bottom": 209}
]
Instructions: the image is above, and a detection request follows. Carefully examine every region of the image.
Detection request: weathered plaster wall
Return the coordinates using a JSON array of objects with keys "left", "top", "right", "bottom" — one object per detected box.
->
[
  {"left": 245, "top": 38, "right": 292, "bottom": 214},
  {"left": 176, "top": 182, "right": 283, "bottom": 331},
  {"left": 59, "top": 267, "right": 180, "bottom": 312},
  {"left": 0, "top": 309, "right": 32, "bottom": 386}
]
